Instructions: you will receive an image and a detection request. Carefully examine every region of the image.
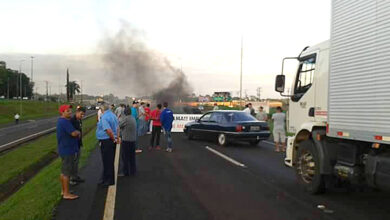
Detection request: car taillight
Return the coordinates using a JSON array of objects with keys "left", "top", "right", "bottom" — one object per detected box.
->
[
  {"left": 236, "top": 125, "right": 243, "bottom": 132},
  {"left": 263, "top": 126, "right": 270, "bottom": 131}
]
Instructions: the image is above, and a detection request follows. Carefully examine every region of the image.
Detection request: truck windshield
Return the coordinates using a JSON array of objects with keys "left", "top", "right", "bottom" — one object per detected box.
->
[{"left": 292, "top": 55, "right": 316, "bottom": 101}]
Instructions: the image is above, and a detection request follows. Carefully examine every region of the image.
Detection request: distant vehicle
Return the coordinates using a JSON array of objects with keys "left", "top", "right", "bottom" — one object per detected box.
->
[
  {"left": 22, "top": 97, "right": 28, "bottom": 100},
  {"left": 184, "top": 110, "right": 270, "bottom": 146},
  {"left": 0, "top": 95, "right": 5, "bottom": 99}
]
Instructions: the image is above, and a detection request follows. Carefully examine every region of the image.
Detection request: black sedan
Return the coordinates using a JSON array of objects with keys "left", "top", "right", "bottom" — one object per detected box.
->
[{"left": 184, "top": 110, "right": 270, "bottom": 146}]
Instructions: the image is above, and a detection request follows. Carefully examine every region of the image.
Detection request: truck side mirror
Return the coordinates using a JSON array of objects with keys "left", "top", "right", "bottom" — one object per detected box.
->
[{"left": 275, "top": 75, "right": 285, "bottom": 93}]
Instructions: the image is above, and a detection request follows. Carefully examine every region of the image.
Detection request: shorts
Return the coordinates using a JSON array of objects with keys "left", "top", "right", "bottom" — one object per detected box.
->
[
  {"left": 61, "top": 154, "right": 78, "bottom": 177},
  {"left": 273, "top": 129, "right": 286, "bottom": 143}
]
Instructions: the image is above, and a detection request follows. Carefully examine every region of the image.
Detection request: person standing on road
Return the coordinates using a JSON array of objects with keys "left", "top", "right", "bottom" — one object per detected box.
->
[
  {"left": 14, "top": 113, "right": 20, "bottom": 124},
  {"left": 97, "top": 105, "right": 103, "bottom": 122},
  {"left": 138, "top": 102, "right": 146, "bottom": 136},
  {"left": 56, "top": 105, "right": 80, "bottom": 200},
  {"left": 149, "top": 104, "right": 162, "bottom": 150},
  {"left": 119, "top": 107, "right": 137, "bottom": 176},
  {"left": 131, "top": 101, "right": 143, "bottom": 153},
  {"left": 243, "top": 104, "right": 251, "bottom": 115},
  {"left": 256, "top": 106, "right": 268, "bottom": 121},
  {"left": 160, "top": 102, "right": 174, "bottom": 152},
  {"left": 96, "top": 103, "right": 120, "bottom": 187},
  {"left": 70, "top": 107, "right": 86, "bottom": 185},
  {"left": 271, "top": 106, "right": 286, "bottom": 152},
  {"left": 115, "top": 104, "right": 124, "bottom": 119},
  {"left": 144, "top": 103, "right": 151, "bottom": 133}
]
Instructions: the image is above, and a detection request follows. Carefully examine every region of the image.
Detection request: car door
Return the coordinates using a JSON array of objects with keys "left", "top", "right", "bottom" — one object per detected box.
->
[{"left": 194, "top": 113, "right": 212, "bottom": 137}]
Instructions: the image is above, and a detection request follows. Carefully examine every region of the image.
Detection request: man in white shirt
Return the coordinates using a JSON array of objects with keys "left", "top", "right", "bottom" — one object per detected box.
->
[
  {"left": 256, "top": 106, "right": 268, "bottom": 121},
  {"left": 271, "top": 106, "right": 286, "bottom": 152},
  {"left": 243, "top": 103, "right": 251, "bottom": 114}
]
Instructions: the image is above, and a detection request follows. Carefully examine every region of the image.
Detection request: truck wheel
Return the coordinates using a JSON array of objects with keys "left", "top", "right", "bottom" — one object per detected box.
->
[
  {"left": 296, "top": 140, "right": 325, "bottom": 194},
  {"left": 218, "top": 133, "right": 228, "bottom": 146}
]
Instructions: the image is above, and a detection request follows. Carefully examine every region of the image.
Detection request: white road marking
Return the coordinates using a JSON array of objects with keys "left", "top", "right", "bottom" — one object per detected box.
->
[
  {"left": 205, "top": 146, "right": 247, "bottom": 168},
  {"left": 0, "top": 113, "right": 97, "bottom": 152},
  {"left": 103, "top": 143, "right": 121, "bottom": 220},
  {"left": 0, "top": 127, "right": 56, "bottom": 151}
]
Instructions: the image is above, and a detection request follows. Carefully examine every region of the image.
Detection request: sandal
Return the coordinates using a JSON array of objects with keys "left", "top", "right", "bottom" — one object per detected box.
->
[{"left": 63, "top": 194, "right": 79, "bottom": 200}]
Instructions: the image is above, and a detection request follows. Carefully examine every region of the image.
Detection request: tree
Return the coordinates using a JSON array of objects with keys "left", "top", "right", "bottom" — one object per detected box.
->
[{"left": 66, "top": 81, "right": 80, "bottom": 101}]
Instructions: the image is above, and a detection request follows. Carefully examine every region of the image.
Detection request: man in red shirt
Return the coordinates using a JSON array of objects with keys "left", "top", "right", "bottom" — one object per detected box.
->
[
  {"left": 149, "top": 104, "right": 162, "bottom": 150},
  {"left": 144, "top": 103, "right": 151, "bottom": 134}
]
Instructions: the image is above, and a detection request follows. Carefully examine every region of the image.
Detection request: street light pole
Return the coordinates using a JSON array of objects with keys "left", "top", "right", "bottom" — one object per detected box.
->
[
  {"left": 239, "top": 36, "right": 243, "bottom": 110},
  {"left": 31, "top": 56, "right": 34, "bottom": 99},
  {"left": 19, "top": 59, "right": 25, "bottom": 116}
]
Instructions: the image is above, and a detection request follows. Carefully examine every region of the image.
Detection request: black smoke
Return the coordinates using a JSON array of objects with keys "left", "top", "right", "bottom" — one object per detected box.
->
[{"left": 100, "top": 22, "right": 192, "bottom": 105}]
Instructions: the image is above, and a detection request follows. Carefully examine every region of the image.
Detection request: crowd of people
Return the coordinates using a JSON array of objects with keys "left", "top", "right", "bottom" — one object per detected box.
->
[
  {"left": 243, "top": 103, "right": 286, "bottom": 152},
  {"left": 55, "top": 101, "right": 174, "bottom": 200},
  {"left": 56, "top": 100, "right": 285, "bottom": 200},
  {"left": 95, "top": 101, "right": 174, "bottom": 187}
]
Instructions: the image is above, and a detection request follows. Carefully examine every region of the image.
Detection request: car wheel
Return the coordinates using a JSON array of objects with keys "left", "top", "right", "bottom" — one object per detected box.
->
[
  {"left": 296, "top": 140, "right": 325, "bottom": 194},
  {"left": 249, "top": 140, "right": 260, "bottom": 146},
  {"left": 218, "top": 133, "right": 227, "bottom": 146}
]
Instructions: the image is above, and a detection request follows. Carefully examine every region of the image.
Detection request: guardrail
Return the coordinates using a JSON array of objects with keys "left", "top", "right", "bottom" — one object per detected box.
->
[{"left": 0, "top": 113, "right": 97, "bottom": 153}]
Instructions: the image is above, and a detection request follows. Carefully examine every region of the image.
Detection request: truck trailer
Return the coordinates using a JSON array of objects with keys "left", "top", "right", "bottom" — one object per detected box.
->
[{"left": 275, "top": 0, "right": 390, "bottom": 193}]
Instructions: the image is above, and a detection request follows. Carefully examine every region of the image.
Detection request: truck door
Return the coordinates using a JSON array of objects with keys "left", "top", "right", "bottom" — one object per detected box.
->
[{"left": 288, "top": 54, "right": 317, "bottom": 133}]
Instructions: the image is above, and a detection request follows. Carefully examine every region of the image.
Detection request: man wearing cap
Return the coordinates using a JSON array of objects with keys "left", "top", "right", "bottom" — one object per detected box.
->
[
  {"left": 56, "top": 105, "right": 80, "bottom": 200},
  {"left": 96, "top": 103, "right": 120, "bottom": 186},
  {"left": 70, "top": 106, "right": 86, "bottom": 185}
]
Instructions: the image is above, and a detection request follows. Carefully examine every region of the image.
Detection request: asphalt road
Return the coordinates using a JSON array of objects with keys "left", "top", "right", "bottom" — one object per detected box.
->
[
  {"left": 0, "top": 110, "right": 96, "bottom": 148},
  {"left": 55, "top": 133, "right": 390, "bottom": 220}
]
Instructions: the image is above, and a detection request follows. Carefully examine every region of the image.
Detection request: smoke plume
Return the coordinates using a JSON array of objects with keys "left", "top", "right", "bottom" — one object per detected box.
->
[{"left": 100, "top": 22, "right": 192, "bottom": 104}]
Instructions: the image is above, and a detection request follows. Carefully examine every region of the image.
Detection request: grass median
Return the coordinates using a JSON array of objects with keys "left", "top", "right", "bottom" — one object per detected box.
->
[
  {"left": 0, "top": 120, "right": 98, "bottom": 220},
  {"left": 0, "top": 115, "right": 97, "bottom": 187},
  {"left": 0, "top": 100, "right": 62, "bottom": 126}
]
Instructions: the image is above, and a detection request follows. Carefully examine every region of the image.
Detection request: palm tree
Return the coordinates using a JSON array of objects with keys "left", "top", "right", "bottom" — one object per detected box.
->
[{"left": 66, "top": 81, "right": 80, "bottom": 101}]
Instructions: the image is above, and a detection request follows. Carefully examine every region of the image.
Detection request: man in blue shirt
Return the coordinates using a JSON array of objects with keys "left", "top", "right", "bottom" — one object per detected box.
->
[
  {"left": 57, "top": 105, "right": 80, "bottom": 200},
  {"left": 131, "top": 101, "right": 143, "bottom": 153},
  {"left": 96, "top": 103, "right": 120, "bottom": 186},
  {"left": 160, "top": 102, "right": 174, "bottom": 152}
]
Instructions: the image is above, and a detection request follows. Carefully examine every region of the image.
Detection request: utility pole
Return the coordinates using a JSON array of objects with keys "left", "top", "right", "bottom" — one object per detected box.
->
[
  {"left": 45, "top": 81, "right": 48, "bottom": 101},
  {"left": 7, "top": 77, "right": 9, "bottom": 99},
  {"left": 256, "top": 87, "right": 262, "bottom": 101},
  {"left": 31, "top": 56, "right": 34, "bottom": 100},
  {"left": 66, "top": 69, "right": 69, "bottom": 102},
  {"left": 81, "top": 80, "right": 83, "bottom": 104},
  {"left": 239, "top": 36, "right": 243, "bottom": 110},
  {"left": 30, "top": 56, "right": 34, "bottom": 81},
  {"left": 19, "top": 60, "right": 25, "bottom": 116}
]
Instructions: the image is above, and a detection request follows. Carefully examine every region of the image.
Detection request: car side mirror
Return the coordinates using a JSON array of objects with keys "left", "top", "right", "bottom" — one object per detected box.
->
[
  {"left": 196, "top": 119, "right": 200, "bottom": 123},
  {"left": 275, "top": 75, "right": 285, "bottom": 93}
]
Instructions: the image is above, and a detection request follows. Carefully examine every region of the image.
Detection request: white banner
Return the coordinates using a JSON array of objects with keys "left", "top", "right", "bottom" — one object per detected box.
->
[{"left": 172, "top": 114, "right": 202, "bottom": 132}]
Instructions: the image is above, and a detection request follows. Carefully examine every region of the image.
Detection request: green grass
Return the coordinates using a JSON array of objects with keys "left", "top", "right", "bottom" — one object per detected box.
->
[
  {"left": 0, "top": 127, "right": 98, "bottom": 220},
  {"left": 0, "top": 116, "right": 97, "bottom": 186},
  {"left": 0, "top": 100, "right": 62, "bottom": 125}
]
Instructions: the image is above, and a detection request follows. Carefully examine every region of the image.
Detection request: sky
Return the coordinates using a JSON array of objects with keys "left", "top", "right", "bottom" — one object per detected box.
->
[{"left": 0, "top": 0, "right": 331, "bottom": 99}]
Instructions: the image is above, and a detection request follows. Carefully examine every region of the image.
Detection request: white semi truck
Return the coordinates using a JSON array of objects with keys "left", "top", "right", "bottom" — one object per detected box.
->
[{"left": 275, "top": 0, "right": 390, "bottom": 193}]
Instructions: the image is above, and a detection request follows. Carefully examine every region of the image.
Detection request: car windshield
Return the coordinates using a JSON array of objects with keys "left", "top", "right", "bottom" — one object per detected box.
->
[{"left": 225, "top": 112, "right": 256, "bottom": 122}]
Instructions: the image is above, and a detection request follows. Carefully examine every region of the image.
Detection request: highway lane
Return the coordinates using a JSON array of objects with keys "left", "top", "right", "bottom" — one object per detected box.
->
[
  {"left": 114, "top": 134, "right": 390, "bottom": 220},
  {"left": 54, "top": 133, "right": 390, "bottom": 220},
  {"left": 0, "top": 110, "right": 96, "bottom": 148}
]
